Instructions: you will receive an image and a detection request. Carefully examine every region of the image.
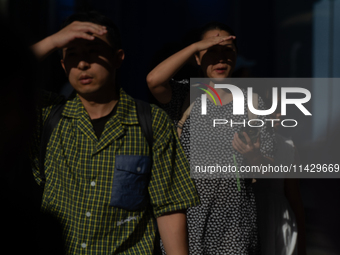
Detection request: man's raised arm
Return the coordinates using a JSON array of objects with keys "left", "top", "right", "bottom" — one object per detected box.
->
[{"left": 30, "top": 21, "right": 107, "bottom": 60}]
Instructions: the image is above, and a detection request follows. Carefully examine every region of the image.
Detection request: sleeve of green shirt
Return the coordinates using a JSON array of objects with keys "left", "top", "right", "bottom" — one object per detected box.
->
[
  {"left": 148, "top": 105, "right": 200, "bottom": 218},
  {"left": 30, "top": 90, "right": 65, "bottom": 186}
]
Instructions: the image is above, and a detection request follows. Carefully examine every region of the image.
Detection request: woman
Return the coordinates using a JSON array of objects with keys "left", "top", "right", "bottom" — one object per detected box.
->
[{"left": 147, "top": 22, "right": 275, "bottom": 254}]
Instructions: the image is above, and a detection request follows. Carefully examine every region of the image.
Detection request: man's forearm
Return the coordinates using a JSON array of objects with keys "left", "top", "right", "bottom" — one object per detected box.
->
[
  {"left": 157, "top": 210, "right": 188, "bottom": 255},
  {"left": 30, "top": 36, "right": 56, "bottom": 61}
]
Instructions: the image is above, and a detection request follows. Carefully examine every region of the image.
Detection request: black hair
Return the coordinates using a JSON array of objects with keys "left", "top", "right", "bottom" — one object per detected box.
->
[
  {"left": 59, "top": 11, "right": 121, "bottom": 58},
  {"left": 199, "top": 21, "right": 237, "bottom": 51}
]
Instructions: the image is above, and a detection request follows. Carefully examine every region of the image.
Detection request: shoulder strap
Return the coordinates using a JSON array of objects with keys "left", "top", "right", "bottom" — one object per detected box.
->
[
  {"left": 135, "top": 99, "right": 153, "bottom": 158},
  {"left": 247, "top": 93, "right": 258, "bottom": 120},
  {"left": 135, "top": 99, "right": 157, "bottom": 232},
  {"left": 39, "top": 100, "right": 66, "bottom": 186},
  {"left": 246, "top": 93, "right": 259, "bottom": 184},
  {"left": 178, "top": 93, "right": 259, "bottom": 127},
  {"left": 39, "top": 98, "right": 153, "bottom": 186},
  {"left": 177, "top": 92, "right": 259, "bottom": 135},
  {"left": 177, "top": 102, "right": 194, "bottom": 137}
]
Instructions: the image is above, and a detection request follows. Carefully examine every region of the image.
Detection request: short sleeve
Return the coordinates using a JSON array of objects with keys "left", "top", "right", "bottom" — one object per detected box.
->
[
  {"left": 148, "top": 105, "right": 200, "bottom": 218},
  {"left": 158, "top": 79, "right": 190, "bottom": 121}
]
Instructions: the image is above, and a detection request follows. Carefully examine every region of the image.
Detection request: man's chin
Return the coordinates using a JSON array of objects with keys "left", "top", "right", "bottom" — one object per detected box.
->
[
  {"left": 73, "top": 84, "right": 118, "bottom": 103},
  {"left": 72, "top": 84, "right": 100, "bottom": 95}
]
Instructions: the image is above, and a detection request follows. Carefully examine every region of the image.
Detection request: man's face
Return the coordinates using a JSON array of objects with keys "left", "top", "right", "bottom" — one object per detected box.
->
[{"left": 61, "top": 33, "right": 124, "bottom": 97}]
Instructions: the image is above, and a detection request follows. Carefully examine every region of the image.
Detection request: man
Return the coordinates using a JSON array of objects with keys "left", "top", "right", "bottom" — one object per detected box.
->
[{"left": 31, "top": 11, "right": 199, "bottom": 254}]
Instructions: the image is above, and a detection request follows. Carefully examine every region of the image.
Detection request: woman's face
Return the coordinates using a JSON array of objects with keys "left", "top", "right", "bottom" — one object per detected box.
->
[{"left": 196, "top": 29, "right": 237, "bottom": 78}]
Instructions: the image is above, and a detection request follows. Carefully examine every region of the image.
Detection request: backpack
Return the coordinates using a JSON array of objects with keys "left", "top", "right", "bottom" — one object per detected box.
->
[{"left": 39, "top": 98, "right": 153, "bottom": 187}]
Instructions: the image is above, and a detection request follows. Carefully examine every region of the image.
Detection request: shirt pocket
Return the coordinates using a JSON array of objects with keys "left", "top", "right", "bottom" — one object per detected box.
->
[{"left": 110, "top": 155, "right": 151, "bottom": 211}]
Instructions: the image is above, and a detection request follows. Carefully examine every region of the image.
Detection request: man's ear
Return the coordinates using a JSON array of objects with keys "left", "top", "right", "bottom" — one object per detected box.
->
[
  {"left": 114, "top": 49, "right": 125, "bottom": 68},
  {"left": 60, "top": 59, "right": 67, "bottom": 74},
  {"left": 195, "top": 53, "right": 201, "bottom": 66}
]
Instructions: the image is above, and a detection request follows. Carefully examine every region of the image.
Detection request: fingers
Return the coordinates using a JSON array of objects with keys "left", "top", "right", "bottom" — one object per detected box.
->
[
  {"left": 37, "top": 21, "right": 109, "bottom": 59},
  {"left": 243, "top": 132, "right": 253, "bottom": 147},
  {"left": 232, "top": 133, "right": 247, "bottom": 154},
  {"left": 233, "top": 132, "right": 258, "bottom": 155},
  {"left": 219, "top": 35, "right": 236, "bottom": 42},
  {"left": 70, "top": 22, "right": 107, "bottom": 41},
  {"left": 224, "top": 35, "right": 236, "bottom": 40},
  {"left": 53, "top": 21, "right": 108, "bottom": 49},
  {"left": 75, "top": 21, "right": 107, "bottom": 36},
  {"left": 232, "top": 138, "right": 243, "bottom": 154},
  {"left": 218, "top": 35, "right": 236, "bottom": 45},
  {"left": 215, "top": 35, "right": 235, "bottom": 43},
  {"left": 196, "top": 35, "right": 236, "bottom": 51},
  {"left": 74, "top": 32, "right": 95, "bottom": 41},
  {"left": 254, "top": 136, "right": 261, "bottom": 148}
]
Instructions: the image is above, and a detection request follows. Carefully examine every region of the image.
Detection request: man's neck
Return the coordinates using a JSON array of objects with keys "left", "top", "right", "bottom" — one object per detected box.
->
[{"left": 78, "top": 89, "right": 120, "bottom": 120}]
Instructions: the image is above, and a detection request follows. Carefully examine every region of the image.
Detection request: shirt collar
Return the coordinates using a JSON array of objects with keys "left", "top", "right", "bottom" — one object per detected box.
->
[{"left": 62, "top": 88, "right": 139, "bottom": 125}]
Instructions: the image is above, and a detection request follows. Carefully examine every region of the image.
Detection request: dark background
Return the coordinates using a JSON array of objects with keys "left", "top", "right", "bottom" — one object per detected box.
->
[{"left": 2, "top": 0, "right": 340, "bottom": 254}]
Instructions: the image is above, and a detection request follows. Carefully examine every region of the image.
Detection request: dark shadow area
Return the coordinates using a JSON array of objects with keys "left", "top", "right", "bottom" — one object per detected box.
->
[
  {"left": 0, "top": 17, "right": 65, "bottom": 254},
  {"left": 3, "top": 0, "right": 340, "bottom": 254}
]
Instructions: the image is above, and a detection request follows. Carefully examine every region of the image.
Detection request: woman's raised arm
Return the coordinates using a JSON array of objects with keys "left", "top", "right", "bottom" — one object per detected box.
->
[{"left": 146, "top": 34, "right": 234, "bottom": 104}]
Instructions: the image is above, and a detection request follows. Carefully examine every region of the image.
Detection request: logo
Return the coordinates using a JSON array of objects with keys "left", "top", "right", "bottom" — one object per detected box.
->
[
  {"left": 196, "top": 82, "right": 222, "bottom": 112},
  {"left": 195, "top": 83, "right": 312, "bottom": 128}
]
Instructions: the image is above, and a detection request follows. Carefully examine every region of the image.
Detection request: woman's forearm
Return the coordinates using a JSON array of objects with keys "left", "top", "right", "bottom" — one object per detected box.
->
[{"left": 147, "top": 43, "right": 198, "bottom": 89}]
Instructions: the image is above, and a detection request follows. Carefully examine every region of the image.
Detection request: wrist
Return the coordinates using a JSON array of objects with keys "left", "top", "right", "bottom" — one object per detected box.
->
[
  {"left": 32, "top": 35, "right": 60, "bottom": 61},
  {"left": 47, "top": 34, "right": 59, "bottom": 50},
  {"left": 190, "top": 42, "right": 200, "bottom": 53},
  {"left": 244, "top": 150, "right": 262, "bottom": 164}
]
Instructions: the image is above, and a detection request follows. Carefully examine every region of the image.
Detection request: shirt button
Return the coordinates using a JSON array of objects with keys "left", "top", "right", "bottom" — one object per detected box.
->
[
  {"left": 136, "top": 167, "right": 141, "bottom": 172},
  {"left": 86, "top": 212, "right": 91, "bottom": 217},
  {"left": 81, "top": 243, "right": 86, "bottom": 248},
  {"left": 91, "top": 181, "right": 96, "bottom": 186}
]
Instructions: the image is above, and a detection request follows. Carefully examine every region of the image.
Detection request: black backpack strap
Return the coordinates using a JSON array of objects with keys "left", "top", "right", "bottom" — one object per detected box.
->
[
  {"left": 39, "top": 101, "right": 66, "bottom": 186},
  {"left": 134, "top": 98, "right": 158, "bottom": 238},
  {"left": 39, "top": 98, "right": 152, "bottom": 186},
  {"left": 134, "top": 99, "right": 153, "bottom": 157}
]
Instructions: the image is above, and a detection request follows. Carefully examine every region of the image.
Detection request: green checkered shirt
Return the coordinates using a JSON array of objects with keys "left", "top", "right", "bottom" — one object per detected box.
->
[{"left": 31, "top": 89, "right": 199, "bottom": 254}]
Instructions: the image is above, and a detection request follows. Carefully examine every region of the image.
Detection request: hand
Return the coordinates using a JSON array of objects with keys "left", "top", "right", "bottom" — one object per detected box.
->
[
  {"left": 232, "top": 132, "right": 261, "bottom": 161},
  {"left": 31, "top": 21, "right": 108, "bottom": 60},
  {"left": 193, "top": 33, "right": 235, "bottom": 52},
  {"left": 50, "top": 21, "right": 107, "bottom": 49}
]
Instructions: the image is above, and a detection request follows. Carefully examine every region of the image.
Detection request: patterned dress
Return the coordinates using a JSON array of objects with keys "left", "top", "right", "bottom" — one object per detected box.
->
[{"left": 160, "top": 80, "right": 275, "bottom": 255}]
